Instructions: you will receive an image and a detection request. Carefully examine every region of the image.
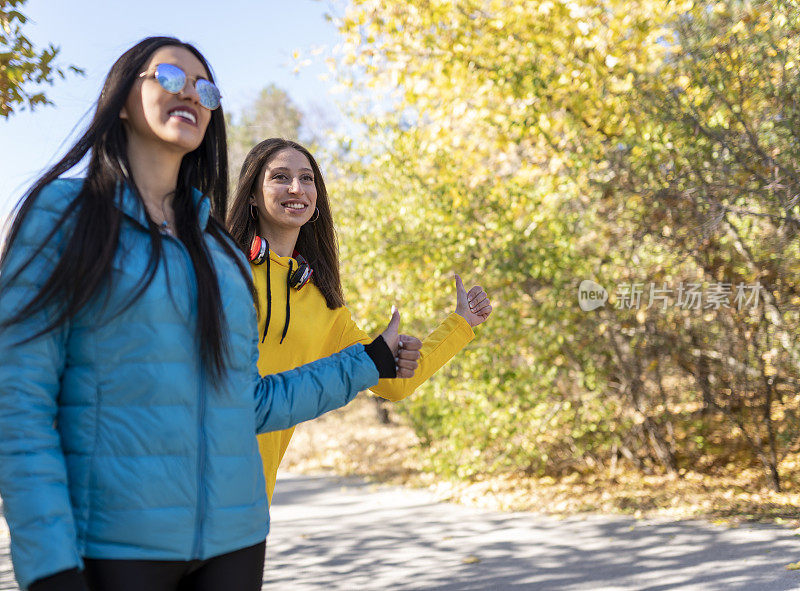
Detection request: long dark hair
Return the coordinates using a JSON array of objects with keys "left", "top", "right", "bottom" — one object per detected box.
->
[
  {"left": 227, "top": 138, "right": 345, "bottom": 309},
  {"left": 0, "top": 36, "right": 253, "bottom": 381}
]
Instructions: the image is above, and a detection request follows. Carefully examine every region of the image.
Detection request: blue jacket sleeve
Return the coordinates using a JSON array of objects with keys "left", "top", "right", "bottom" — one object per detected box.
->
[
  {"left": 0, "top": 182, "right": 84, "bottom": 590},
  {"left": 252, "top": 342, "right": 379, "bottom": 434}
]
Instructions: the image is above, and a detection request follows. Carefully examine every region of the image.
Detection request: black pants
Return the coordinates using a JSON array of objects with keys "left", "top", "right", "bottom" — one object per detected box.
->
[{"left": 83, "top": 540, "right": 265, "bottom": 591}]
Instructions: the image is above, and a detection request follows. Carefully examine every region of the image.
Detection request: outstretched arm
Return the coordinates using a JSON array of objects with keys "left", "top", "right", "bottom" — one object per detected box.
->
[
  {"left": 340, "top": 275, "right": 492, "bottom": 402},
  {"left": 253, "top": 307, "right": 421, "bottom": 433}
]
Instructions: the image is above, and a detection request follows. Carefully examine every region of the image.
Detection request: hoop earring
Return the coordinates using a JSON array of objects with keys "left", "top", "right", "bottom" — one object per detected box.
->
[
  {"left": 249, "top": 202, "right": 258, "bottom": 220},
  {"left": 308, "top": 208, "right": 320, "bottom": 223}
]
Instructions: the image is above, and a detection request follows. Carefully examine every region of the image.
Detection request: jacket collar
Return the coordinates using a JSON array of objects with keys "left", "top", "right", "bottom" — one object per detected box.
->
[{"left": 116, "top": 182, "right": 211, "bottom": 232}]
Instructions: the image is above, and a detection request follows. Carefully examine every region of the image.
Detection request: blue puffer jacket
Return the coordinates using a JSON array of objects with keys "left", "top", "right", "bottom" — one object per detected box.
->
[{"left": 0, "top": 179, "right": 379, "bottom": 589}]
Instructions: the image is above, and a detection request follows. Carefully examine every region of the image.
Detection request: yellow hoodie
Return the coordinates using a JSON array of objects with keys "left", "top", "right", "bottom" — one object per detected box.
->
[{"left": 253, "top": 250, "right": 475, "bottom": 502}]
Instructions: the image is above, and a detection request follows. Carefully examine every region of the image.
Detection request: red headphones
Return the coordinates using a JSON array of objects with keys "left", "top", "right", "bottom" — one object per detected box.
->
[
  {"left": 289, "top": 255, "right": 313, "bottom": 290},
  {"left": 249, "top": 235, "right": 268, "bottom": 265},
  {"left": 249, "top": 235, "right": 313, "bottom": 290}
]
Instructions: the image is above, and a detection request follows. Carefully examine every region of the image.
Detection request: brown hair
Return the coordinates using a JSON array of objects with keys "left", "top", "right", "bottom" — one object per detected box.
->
[{"left": 227, "top": 138, "right": 345, "bottom": 309}]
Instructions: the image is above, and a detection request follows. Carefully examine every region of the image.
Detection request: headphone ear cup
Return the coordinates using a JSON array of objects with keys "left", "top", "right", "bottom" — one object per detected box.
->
[
  {"left": 289, "top": 263, "right": 313, "bottom": 290},
  {"left": 249, "top": 235, "right": 268, "bottom": 265},
  {"left": 289, "top": 265, "right": 303, "bottom": 288}
]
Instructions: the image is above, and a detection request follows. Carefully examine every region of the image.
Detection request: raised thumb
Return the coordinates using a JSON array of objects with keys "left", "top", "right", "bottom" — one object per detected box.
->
[
  {"left": 455, "top": 273, "right": 465, "bottom": 295},
  {"left": 387, "top": 304, "right": 401, "bottom": 333}
]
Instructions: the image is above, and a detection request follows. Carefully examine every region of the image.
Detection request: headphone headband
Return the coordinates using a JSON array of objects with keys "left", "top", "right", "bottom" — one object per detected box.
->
[{"left": 249, "top": 235, "right": 314, "bottom": 290}]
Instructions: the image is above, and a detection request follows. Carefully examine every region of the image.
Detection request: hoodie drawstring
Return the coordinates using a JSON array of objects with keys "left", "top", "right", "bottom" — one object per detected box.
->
[
  {"left": 260, "top": 255, "right": 272, "bottom": 343},
  {"left": 260, "top": 254, "right": 292, "bottom": 345},
  {"left": 280, "top": 261, "right": 292, "bottom": 344}
]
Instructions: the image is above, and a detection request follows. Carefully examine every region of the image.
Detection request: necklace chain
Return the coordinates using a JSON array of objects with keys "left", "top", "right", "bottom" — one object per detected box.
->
[{"left": 146, "top": 196, "right": 174, "bottom": 236}]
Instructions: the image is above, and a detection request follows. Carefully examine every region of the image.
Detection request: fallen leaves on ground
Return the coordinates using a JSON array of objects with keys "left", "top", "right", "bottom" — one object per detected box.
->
[{"left": 281, "top": 393, "right": 800, "bottom": 527}]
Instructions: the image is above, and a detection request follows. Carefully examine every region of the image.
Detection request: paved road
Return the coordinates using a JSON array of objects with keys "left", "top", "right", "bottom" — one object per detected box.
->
[
  {"left": 2, "top": 474, "right": 799, "bottom": 590},
  {"left": 264, "top": 473, "right": 800, "bottom": 591}
]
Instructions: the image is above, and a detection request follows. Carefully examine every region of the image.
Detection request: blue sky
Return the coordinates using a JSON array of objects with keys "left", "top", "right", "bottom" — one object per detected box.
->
[{"left": 0, "top": 0, "right": 345, "bottom": 221}]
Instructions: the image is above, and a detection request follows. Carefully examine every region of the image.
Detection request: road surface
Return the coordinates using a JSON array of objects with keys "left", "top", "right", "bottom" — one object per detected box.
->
[{"left": 2, "top": 473, "right": 799, "bottom": 590}]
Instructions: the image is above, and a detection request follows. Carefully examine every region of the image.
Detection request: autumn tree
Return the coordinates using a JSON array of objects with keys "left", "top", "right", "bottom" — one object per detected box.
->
[
  {"left": 226, "top": 83, "right": 305, "bottom": 185},
  {"left": 603, "top": 0, "right": 800, "bottom": 490},
  {"left": 326, "top": 0, "right": 800, "bottom": 489},
  {"left": 325, "top": 0, "right": 676, "bottom": 478},
  {"left": 0, "top": 0, "right": 81, "bottom": 118}
]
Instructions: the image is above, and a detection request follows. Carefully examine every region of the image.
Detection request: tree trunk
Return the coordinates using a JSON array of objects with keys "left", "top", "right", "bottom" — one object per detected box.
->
[{"left": 372, "top": 396, "right": 391, "bottom": 425}]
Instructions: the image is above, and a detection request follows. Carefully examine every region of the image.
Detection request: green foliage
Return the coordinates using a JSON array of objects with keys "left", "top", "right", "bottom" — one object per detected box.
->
[
  {"left": 0, "top": 0, "right": 82, "bottom": 118},
  {"left": 325, "top": 0, "right": 800, "bottom": 490},
  {"left": 226, "top": 83, "right": 304, "bottom": 183}
]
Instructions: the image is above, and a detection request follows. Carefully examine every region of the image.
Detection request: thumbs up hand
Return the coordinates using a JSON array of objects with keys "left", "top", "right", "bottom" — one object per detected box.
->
[
  {"left": 454, "top": 274, "right": 493, "bottom": 327},
  {"left": 380, "top": 306, "right": 422, "bottom": 378}
]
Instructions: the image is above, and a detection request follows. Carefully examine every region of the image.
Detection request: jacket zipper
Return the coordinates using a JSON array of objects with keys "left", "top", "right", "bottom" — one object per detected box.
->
[
  {"left": 164, "top": 234, "right": 206, "bottom": 559},
  {"left": 193, "top": 363, "right": 207, "bottom": 558}
]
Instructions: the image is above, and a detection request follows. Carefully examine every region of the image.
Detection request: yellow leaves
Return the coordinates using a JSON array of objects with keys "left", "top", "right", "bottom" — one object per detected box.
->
[
  {"left": 452, "top": 192, "right": 467, "bottom": 210},
  {"left": 412, "top": 76, "right": 430, "bottom": 94},
  {"left": 730, "top": 20, "right": 746, "bottom": 35},
  {"left": 785, "top": 562, "right": 800, "bottom": 570},
  {"left": 567, "top": 2, "right": 590, "bottom": 20},
  {"left": 762, "top": 348, "right": 779, "bottom": 378},
  {"left": 462, "top": 555, "right": 481, "bottom": 564},
  {"left": 713, "top": 2, "right": 730, "bottom": 16},
  {"left": 609, "top": 72, "right": 633, "bottom": 94},
  {"left": 538, "top": 1, "right": 555, "bottom": 15},
  {"left": 548, "top": 155, "right": 566, "bottom": 175},
  {"left": 538, "top": 112, "right": 553, "bottom": 132}
]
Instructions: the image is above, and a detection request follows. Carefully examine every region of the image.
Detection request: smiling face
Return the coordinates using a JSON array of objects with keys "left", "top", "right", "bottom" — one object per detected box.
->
[
  {"left": 254, "top": 148, "right": 318, "bottom": 236},
  {"left": 120, "top": 45, "right": 213, "bottom": 155}
]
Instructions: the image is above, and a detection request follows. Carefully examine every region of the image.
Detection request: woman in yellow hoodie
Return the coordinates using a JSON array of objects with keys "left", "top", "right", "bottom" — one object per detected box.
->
[{"left": 227, "top": 138, "right": 492, "bottom": 502}]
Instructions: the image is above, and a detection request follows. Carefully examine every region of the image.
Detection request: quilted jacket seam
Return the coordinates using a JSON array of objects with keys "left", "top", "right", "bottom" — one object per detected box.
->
[{"left": 80, "top": 330, "right": 102, "bottom": 554}]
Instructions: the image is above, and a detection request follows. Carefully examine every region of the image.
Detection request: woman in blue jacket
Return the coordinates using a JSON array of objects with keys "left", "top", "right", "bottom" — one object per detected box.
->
[{"left": 0, "top": 37, "right": 421, "bottom": 591}]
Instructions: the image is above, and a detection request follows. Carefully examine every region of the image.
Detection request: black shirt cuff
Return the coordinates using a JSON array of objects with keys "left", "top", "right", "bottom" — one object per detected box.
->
[
  {"left": 363, "top": 335, "right": 396, "bottom": 379},
  {"left": 29, "top": 568, "right": 88, "bottom": 591}
]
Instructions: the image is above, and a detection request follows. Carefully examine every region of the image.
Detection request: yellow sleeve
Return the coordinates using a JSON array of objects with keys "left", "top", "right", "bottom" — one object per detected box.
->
[{"left": 339, "top": 311, "right": 475, "bottom": 403}]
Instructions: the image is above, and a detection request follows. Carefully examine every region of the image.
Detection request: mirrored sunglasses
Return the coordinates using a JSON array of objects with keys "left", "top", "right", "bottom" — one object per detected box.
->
[{"left": 138, "top": 63, "right": 221, "bottom": 110}]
